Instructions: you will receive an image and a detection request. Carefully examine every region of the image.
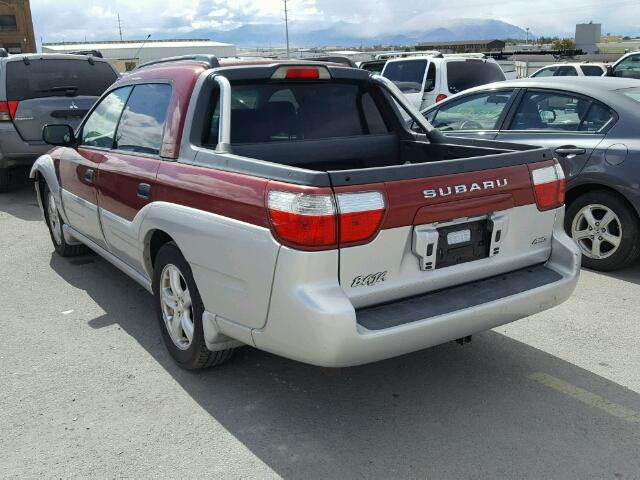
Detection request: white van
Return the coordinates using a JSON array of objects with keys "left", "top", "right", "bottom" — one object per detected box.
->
[{"left": 381, "top": 54, "right": 506, "bottom": 110}]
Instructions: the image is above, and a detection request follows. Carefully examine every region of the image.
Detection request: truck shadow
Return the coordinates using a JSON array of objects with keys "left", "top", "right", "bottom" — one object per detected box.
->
[{"left": 49, "top": 252, "right": 640, "bottom": 479}]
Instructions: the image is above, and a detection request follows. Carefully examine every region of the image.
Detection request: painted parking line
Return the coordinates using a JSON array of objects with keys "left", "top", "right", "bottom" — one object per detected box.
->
[{"left": 529, "top": 372, "right": 640, "bottom": 425}]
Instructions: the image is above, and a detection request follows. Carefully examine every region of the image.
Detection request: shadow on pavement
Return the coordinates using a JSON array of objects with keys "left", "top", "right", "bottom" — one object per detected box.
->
[
  {"left": 0, "top": 172, "right": 42, "bottom": 222},
  {"left": 594, "top": 262, "right": 640, "bottom": 286},
  {"left": 49, "top": 252, "right": 640, "bottom": 479}
]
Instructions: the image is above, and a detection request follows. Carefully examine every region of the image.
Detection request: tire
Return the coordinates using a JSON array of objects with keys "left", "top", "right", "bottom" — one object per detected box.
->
[
  {"left": 43, "top": 184, "right": 88, "bottom": 257},
  {"left": 152, "top": 242, "right": 234, "bottom": 370},
  {"left": 565, "top": 190, "right": 640, "bottom": 271},
  {"left": 0, "top": 168, "right": 9, "bottom": 193}
]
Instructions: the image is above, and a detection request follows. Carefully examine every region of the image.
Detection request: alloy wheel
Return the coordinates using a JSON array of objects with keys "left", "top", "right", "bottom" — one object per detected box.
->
[
  {"left": 571, "top": 203, "right": 622, "bottom": 260},
  {"left": 159, "top": 264, "right": 194, "bottom": 350},
  {"left": 47, "top": 192, "right": 62, "bottom": 246}
]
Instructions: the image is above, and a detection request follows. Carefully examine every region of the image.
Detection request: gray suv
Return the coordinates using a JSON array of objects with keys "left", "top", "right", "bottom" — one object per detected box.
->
[{"left": 0, "top": 54, "right": 119, "bottom": 191}]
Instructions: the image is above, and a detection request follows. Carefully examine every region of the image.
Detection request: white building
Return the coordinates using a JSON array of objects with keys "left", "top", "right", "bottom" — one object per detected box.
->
[{"left": 42, "top": 39, "right": 237, "bottom": 71}]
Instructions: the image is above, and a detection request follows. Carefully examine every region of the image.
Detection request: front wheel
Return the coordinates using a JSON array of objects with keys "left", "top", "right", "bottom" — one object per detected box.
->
[
  {"left": 153, "top": 242, "right": 234, "bottom": 369},
  {"left": 565, "top": 190, "right": 640, "bottom": 271},
  {"left": 43, "top": 184, "right": 87, "bottom": 257}
]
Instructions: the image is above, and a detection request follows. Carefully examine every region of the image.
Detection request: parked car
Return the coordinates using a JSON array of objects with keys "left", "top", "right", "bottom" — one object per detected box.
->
[
  {"left": 418, "top": 76, "right": 640, "bottom": 271},
  {"left": 358, "top": 59, "right": 387, "bottom": 73},
  {"left": 530, "top": 62, "right": 607, "bottom": 78},
  {"left": 381, "top": 54, "right": 506, "bottom": 110},
  {"left": 31, "top": 56, "right": 579, "bottom": 369},
  {"left": 605, "top": 51, "right": 640, "bottom": 80},
  {"left": 0, "top": 54, "right": 119, "bottom": 191}
]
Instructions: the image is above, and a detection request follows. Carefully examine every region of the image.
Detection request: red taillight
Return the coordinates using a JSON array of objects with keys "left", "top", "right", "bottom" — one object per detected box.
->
[
  {"left": 267, "top": 190, "right": 385, "bottom": 249},
  {"left": 531, "top": 162, "right": 566, "bottom": 211},
  {"left": 0, "top": 100, "right": 18, "bottom": 121},
  {"left": 435, "top": 94, "right": 447, "bottom": 103},
  {"left": 285, "top": 67, "right": 320, "bottom": 79}
]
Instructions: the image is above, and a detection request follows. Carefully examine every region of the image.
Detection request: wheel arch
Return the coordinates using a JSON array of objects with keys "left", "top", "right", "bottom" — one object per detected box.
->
[
  {"left": 29, "top": 154, "right": 59, "bottom": 218},
  {"left": 143, "top": 228, "right": 177, "bottom": 277},
  {"left": 565, "top": 183, "right": 640, "bottom": 221}
]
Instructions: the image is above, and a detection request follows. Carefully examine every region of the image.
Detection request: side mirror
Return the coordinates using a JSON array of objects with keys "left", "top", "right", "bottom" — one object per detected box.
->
[
  {"left": 43, "top": 124, "right": 76, "bottom": 147},
  {"left": 606, "top": 65, "right": 614, "bottom": 77}
]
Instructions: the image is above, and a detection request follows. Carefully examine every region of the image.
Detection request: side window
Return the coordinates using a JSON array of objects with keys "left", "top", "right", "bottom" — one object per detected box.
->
[
  {"left": 532, "top": 67, "right": 557, "bottom": 77},
  {"left": 510, "top": 91, "right": 592, "bottom": 131},
  {"left": 555, "top": 66, "right": 578, "bottom": 76},
  {"left": 81, "top": 87, "right": 132, "bottom": 149},
  {"left": 431, "top": 90, "right": 513, "bottom": 131},
  {"left": 424, "top": 62, "right": 436, "bottom": 92},
  {"left": 581, "top": 65, "right": 605, "bottom": 76},
  {"left": 114, "top": 83, "right": 172, "bottom": 155},
  {"left": 579, "top": 103, "right": 614, "bottom": 132},
  {"left": 612, "top": 54, "right": 640, "bottom": 79}
]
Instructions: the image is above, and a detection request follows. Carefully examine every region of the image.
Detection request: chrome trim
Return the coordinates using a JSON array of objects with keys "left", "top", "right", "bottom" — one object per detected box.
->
[{"left": 211, "top": 74, "right": 232, "bottom": 154}]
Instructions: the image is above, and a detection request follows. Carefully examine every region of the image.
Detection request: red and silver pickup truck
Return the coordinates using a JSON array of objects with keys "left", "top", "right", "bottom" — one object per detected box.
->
[{"left": 31, "top": 55, "right": 580, "bottom": 369}]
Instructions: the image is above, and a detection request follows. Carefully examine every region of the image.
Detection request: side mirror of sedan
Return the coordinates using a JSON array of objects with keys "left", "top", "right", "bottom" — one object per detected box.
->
[
  {"left": 605, "top": 65, "right": 614, "bottom": 77},
  {"left": 43, "top": 124, "right": 76, "bottom": 147}
]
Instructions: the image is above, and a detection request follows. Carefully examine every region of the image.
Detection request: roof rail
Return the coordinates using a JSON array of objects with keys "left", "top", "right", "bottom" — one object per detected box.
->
[
  {"left": 68, "top": 49, "right": 104, "bottom": 58},
  {"left": 134, "top": 54, "right": 220, "bottom": 71},
  {"left": 302, "top": 56, "right": 357, "bottom": 68}
]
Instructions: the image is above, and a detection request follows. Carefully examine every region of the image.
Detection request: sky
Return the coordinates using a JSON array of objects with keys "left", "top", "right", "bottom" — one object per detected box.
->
[{"left": 31, "top": 0, "right": 640, "bottom": 44}]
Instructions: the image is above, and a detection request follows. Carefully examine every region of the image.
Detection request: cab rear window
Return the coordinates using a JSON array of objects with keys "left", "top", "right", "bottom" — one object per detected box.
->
[
  {"left": 204, "top": 81, "right": 390, "bottom": 145},
  {"left": 446, "top": 61, "right": 505, "bottom": 94},
  {"left": 6, "top": 59, "right": 118, "bottom": 101}
]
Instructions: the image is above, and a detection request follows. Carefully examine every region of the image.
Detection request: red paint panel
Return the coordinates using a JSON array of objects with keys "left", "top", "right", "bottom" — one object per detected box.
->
[
  {"left": 155, "top": 162, "right": 271, "bottom": 228},
  {"left": 97, "top": 152, "right": 161, "bottom": 221},
  {"left": 59, "top": 147, "right": 107, "bottom": 204},
  {"left": 414, "top": 193, "right": 515, "bottom": 225}
]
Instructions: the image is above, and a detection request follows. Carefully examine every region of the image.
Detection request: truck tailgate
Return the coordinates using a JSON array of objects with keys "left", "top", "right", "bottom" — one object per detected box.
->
[{"left": 335, "top": 162, "right": 558, "bottom": 309}]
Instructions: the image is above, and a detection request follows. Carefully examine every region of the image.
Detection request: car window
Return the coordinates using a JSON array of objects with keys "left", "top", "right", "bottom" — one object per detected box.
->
[
  {"left": 383, "top": 60, "right": 428, "bottom": 93},
  {"left": 581, "top": 65, "right": 605, "bottom": 76},
  {"left": 80, "top": 87, "right": 132, "bottom": 149},
  {"left": 579, "top": 103, "right": 614, "bottom": 132},
  {"left": 424, "top": 62, "right": 436, "bottom": 92},
  {"left": 532, "top": 67, "right": 557, "bottom": 77},
  {"left": 510, "top": 91, "right": 593, "bottom": 131},
  {"left": 430, "top": 90, "right": 513, "bottom": 131},
  {"left": 555, "top": 66, "right": 578, "bottom": 76},
  {"left": 446, "top": 60, "right": 505, "bottom": 94},
  {"left": 114, "top": 84, "right": 173, "bottom": 155},
  {"left": 204, "top": 82, "right": 390, "bottom": 146},
  {"left": 612, "top": 54, "right": 640, "bottom": 79},
  {"left": 6, "top": 59, "right": 118, "bottom": 101}
]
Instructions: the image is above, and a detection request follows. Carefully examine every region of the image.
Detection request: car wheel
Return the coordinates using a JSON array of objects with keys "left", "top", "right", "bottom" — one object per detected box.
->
[
  {"left": 153, "top": 242, "right": 234, "bottom": 369},
  {"left": 0, "top": 168, "right": 9, "bottom": 193},
  {"left": 43, "top": 184, "right": 88, "bottom": 257},
  {"left": 565, "top": 190, "right": 640, "bottom": 271}
]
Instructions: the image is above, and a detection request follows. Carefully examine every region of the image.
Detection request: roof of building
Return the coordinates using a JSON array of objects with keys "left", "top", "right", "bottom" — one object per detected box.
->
[{"left": 43, "top": 39, "right": 234, "bottom": 50}]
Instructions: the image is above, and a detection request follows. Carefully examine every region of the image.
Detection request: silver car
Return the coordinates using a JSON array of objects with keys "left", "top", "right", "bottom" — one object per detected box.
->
[{"left": 0, "top": 54, "right": 118, "bottom": 192}]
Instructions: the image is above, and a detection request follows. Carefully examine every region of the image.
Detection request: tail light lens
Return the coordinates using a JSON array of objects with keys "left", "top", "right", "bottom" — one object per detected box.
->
[
  {"left": 267, "top": 190, "right": 386, "bottom": 249},
  {"left": 0, "top": 100, "right": 18, "bottom": 121},
  {"left": 435, "top": 94, "right": 447, "bottom": 103},
  {"left": 271, "top": 66, "right": 331, "bottom": 80},
  {"left": 531, "top": 162, "right": 566, "bottom": 211}
]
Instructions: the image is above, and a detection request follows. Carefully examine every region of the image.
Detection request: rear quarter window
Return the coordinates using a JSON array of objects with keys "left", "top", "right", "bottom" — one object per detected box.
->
[
  {"left": 6, "top": 59, "right": 118, "bottom": 101},
  {"left": 581, "top": 65, "right": 605, "bottom": 76},
  {"left": 383, "top": 60, "right": 428, "bottom": 93},
  {"left": 446, "top": 60, "right": 505, "bottom": 94}
]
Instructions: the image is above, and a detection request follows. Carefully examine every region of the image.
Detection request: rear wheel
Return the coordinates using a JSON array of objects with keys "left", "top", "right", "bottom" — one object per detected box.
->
[
  {"left": 0, "top": 168, "right": 9, "bottom": 193},
  {"left": 43, "top": 184, "right": 87, "bottom": 257},
  {"left": 153, "top": 242, "right": 234, "bottom": 369},
  {"left": 565, "top": 190, "right": 640, "bottom": 271}
]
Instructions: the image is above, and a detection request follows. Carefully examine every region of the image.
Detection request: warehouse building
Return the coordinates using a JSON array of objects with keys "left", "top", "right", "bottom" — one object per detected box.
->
[
  {"left": 42, "top": 39, "right": 237, "bottom": 72},
  {"left": 0, "top": 0, "right": 36, "bottom": 54},
  {"left": 416, "top": 39, "right": 506, "bottom": 54}
]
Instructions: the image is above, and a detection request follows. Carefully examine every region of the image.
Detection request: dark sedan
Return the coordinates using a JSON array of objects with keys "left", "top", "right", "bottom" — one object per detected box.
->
[{"left": 418, "top": 77, "right": 640, "bottom": 271}]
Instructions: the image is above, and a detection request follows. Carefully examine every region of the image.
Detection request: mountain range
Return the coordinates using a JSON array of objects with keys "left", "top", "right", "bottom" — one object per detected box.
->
[{"left": 178, "top": 18, "right": 530, "bottom": 48}]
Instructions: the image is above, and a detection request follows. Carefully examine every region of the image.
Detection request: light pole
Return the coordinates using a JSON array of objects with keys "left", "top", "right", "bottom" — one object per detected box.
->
[{"left": 284, "top": 0, "right": 290, "bottom": 58}]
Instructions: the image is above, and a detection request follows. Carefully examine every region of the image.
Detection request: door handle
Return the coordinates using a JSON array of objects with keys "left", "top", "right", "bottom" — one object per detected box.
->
[
  {"left": 84, "top": 168, "right": 95, "bottom": 184},
  {"left": 137, "top": 183, "right": 151, "bottom": 200},
  {"left": 555, "top": 146, "right": 586, "bottom": 156}
]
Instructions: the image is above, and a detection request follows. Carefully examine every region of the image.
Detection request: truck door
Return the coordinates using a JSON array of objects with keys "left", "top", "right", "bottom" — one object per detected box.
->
[{"left": 58, "top": 86, "right": 132, "bottom": 249}]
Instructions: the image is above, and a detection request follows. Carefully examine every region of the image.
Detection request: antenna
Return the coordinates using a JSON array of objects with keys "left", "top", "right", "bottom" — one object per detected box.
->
[
  {"left": 133, "top": 34, "right": 151, "bottom": 64},
  {"left": 283, "top": 0, "right": 290, "bottom": 58},
  {"left": 117, "top": 13, "right": 123, "bottom": 41}
]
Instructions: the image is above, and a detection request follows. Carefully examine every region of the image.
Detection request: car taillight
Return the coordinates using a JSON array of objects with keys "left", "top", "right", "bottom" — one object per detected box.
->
[
  {"left": 435, "top": 94, "right": 447, "bottom": 103},
  {"left": 336, "top": 191, "right": 385, "bottom": 243},
  {"left": 267, "top": 190, "right": 385, "bottom": 249},
  {"left": 271, "top": 66, "right": 331, "bottom": 80},
  {"left": 0, "top": 100, "right": 18, "bottom": 121},
  {"left": 531, "top": 162, "right": 566, "bottom": 211}
]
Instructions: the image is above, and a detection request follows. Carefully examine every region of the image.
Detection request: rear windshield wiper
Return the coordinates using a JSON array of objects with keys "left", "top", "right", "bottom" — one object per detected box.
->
[{"left": 38, "top": 86, "right": 79, "bottom": 96}]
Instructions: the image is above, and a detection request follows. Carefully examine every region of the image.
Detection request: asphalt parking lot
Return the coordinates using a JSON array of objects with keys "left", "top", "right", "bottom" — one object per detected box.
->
[{"left": 2, "top": 179, "right": 640, "bottom": 479}]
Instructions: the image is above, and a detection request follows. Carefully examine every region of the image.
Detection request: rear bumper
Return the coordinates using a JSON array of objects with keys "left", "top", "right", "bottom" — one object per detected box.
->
[
  {"left": 0, "top": 124, "right": 49, "bottom": 168},
  {"left": 251, "top": 210, "right": 581, "bottom": 367}
]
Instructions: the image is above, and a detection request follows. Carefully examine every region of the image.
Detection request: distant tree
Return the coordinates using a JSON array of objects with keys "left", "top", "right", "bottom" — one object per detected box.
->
[{"left": 552, "top": 38, "right": 576, "bottom": 50}]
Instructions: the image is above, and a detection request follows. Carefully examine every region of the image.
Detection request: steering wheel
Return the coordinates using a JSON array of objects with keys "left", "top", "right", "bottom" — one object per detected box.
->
[{"left": 459, "top": 120, "right": 483, "bottom": 130}]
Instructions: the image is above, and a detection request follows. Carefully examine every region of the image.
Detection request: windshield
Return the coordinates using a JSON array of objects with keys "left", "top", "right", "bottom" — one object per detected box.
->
[
  {"left": 382, "top": 60, "right": 428, "bottom": 93},
  {"left": 446, "top": 60, "right": 506, "bottom": 94}
]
